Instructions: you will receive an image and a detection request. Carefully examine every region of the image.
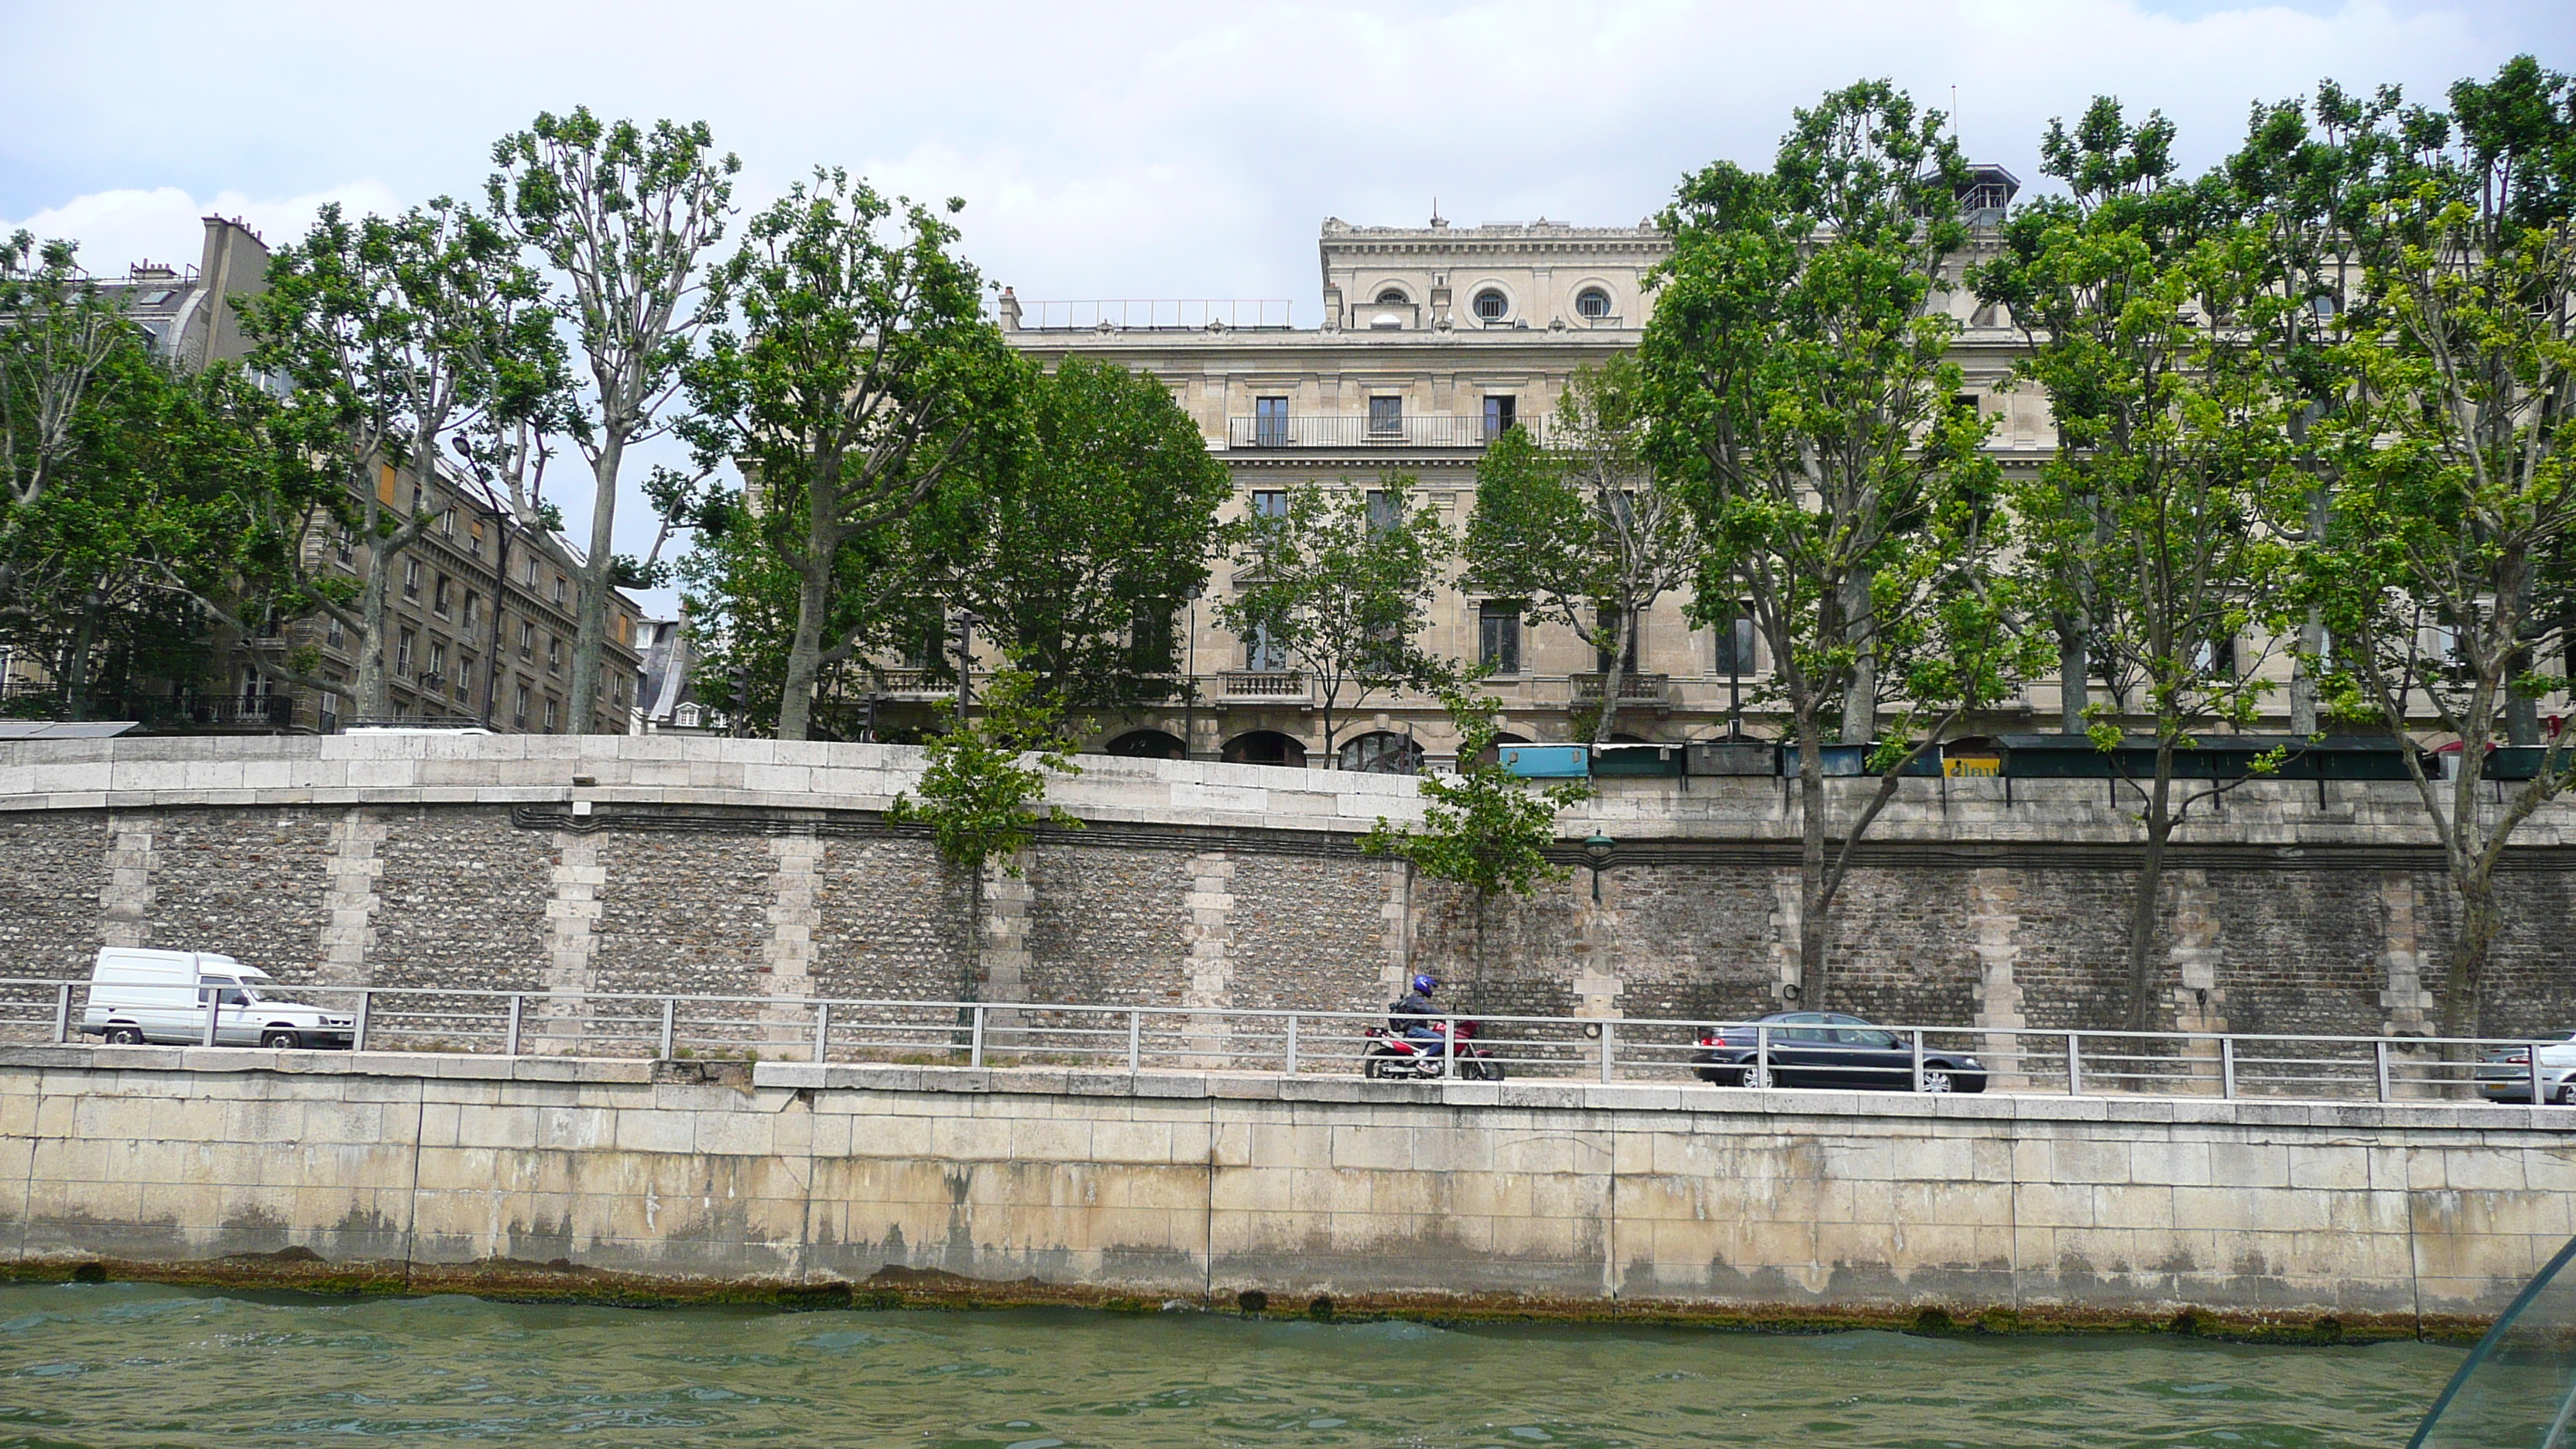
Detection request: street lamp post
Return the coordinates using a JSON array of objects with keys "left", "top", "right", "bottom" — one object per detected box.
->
[{"left": 1583, "top": 833, "right": 1615, "bottom": 904}]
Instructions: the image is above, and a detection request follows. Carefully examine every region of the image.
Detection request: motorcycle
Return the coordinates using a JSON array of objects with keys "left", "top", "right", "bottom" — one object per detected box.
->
[{"left": 1361, "top": 1019, "right": 1505, "bottom": 1081}]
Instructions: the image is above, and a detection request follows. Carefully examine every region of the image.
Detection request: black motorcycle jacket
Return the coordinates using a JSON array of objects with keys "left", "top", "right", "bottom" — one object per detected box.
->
[{"left": 1390, "top": 990, "right": 1439, "bottom": 1029}]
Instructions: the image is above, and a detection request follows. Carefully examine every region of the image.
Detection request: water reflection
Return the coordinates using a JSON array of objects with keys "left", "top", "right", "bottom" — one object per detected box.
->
[{"left": 0, "top": 1283, "right": 2459, "bottom": 1447}]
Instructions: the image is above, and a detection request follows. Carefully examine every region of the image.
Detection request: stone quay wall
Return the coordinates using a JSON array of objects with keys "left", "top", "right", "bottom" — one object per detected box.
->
[
  {"left": 4, "top": 1046, "right": 2569, "bottom": 1334},
  {"left": 3, "top": 733, "right": 2575, "bottom": 1040}
]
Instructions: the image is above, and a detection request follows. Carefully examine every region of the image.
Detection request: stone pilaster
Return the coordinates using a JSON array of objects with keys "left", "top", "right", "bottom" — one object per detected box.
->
[
  {"left": 2379, "top": 872, "right": 2436, "bottom": 1037},
  {"left": 1967, "top": 867, "right": 2029, "bottom": 1089},
  {"left": 1183, "top": 851, "right": 1235, "bottom": 1064},
  {"left": 762, "top": 831, "right": 825, "bottom": 1048},
  {"left": 1379, "top": 858, "right": 1411, "bottom": 1001},
  {"left": 2164, "top": 868, "right": 2228, "bottom": 1092},
  {"left": 317, "top": 808, "right": 386, "bottom": 985},
  {"left": 1767, "top": 868, "right": 1804, "bottom": 1005},
  {"left": 539, "top": 831, "right": 605, "bottom": 1048},
  {"left": 98, "top": 813, "right": 159, "bottom": 949}
]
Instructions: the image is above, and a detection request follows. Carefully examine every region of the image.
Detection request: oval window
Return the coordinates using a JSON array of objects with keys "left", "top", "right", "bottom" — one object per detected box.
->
[
  {"left": 1473, "top": 289, "right": 1508, "bottom": 321},
  {"left": 1576, "top": 288, "right": 1612, "bottom": 319}
]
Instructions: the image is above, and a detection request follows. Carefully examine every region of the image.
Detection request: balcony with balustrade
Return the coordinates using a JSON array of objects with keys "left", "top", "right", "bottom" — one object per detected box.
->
[
  {"left": 1217, "top": 669, "right": 1309, "bottom": 704},
  {"left": 1570, "top": 672, "right": 1671, "bottom": 709}
]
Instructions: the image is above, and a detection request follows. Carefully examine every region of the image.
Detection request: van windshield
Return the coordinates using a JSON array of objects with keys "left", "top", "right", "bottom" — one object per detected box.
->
[{"left": 200, "top": 978, "right": 262, "bottom": 1003}]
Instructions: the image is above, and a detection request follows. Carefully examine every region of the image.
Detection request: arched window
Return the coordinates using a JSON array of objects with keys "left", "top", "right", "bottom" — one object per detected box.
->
[
  {"left": 1101, "top": 728, "right": 1187, "bottom": 760},
  {"left": 1575, "top": 287, "right": 1612, "bottom": 319},
  {"left": 1375, "top": 288, "right": 1410, "bottom": 305},
  {"left": 1472, "top": 289, "right": 1508, "bottom": 322},
  {"left": 1338, "top": 731, "right": 1423, "bottom": 775},
  {"left": 1221, "top": 731, "right": 1309, "bottom": 769}
]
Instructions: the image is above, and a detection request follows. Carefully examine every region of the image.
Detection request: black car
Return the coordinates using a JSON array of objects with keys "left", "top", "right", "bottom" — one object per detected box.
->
[{"left": 1691, "top": 1011, "right": 1987, "bottom": 1093}]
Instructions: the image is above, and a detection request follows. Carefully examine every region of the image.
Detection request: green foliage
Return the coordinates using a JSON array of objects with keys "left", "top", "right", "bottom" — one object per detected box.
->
[
  {"left": 1360, "top": 686, "right": 1590, "bottom": 902},
  {"left": 1215, "top": 475, "right": 1452, "bottom": 762},
  {"left": 1464, "top": 356, "right": 1699, "bottom": 743},
  {"left": 678, "top": 166, "right": 1010, "bottom": 741},
  {"left": 885, "top": 663, "right": 1084, "bottom": 877}
]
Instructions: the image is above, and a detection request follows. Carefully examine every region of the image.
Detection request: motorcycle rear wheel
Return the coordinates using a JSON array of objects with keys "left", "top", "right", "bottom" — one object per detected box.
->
[{"left": 1362, "top": 1053, "right": 1395, "bottom": 1080}]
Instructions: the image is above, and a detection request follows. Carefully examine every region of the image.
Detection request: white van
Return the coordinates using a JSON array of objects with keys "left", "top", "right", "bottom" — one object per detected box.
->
[{"left": 78, "top": 948, "right": 357, "bottom": 1049}]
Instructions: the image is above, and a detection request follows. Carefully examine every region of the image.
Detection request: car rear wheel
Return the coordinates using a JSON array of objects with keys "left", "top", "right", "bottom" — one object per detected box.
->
[
  {"left": 1919, "top": 1066, "right": 1956, "bottom": 1094},
  {"left": 1741, "top": 1063, "right": 1777, "bottom": 1090},
  {"left": 2556, "top": 1081, "right": 2575, "bottom": 1107},
  {"left": 260, "top": 1029, "right": 301, "bottom": 1050},
  {"left": 104, "top": 1026, "right": 145, "bottom": 1046}
]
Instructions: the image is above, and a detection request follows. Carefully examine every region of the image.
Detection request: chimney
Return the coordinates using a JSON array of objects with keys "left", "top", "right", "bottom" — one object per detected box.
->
[
  {"left": 191, "top": 215, "right": 272, "bottom": 368},
  {"left": 996, "top": 286, "right": 1022, "bottom": 331}
]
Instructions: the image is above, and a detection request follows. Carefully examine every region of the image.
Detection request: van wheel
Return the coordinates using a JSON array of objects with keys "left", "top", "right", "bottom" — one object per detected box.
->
[
  {"left": 105, "top": 1026, "right": 145, "bottom": 1046},
  {"left": 260, "top": 1029, "right": 301, "bottom": 1050}
]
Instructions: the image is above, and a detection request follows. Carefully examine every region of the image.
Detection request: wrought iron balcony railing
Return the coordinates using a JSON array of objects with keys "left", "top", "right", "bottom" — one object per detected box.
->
[{"left": 1227, "top": 415, "right": 1544, "bottom": 450}]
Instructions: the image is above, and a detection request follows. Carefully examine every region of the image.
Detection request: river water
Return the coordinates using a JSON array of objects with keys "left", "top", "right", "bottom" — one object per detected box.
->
[{"left": 0, "top": 1283, "right": 2456, "bottom": 1447}]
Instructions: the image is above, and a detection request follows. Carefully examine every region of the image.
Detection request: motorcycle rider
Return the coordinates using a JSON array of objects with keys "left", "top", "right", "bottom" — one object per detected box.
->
[{"left": 1391, "top": 974, "right": 1444, "bottom": 1045}]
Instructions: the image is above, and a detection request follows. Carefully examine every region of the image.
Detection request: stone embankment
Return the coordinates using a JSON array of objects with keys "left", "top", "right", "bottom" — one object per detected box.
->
[
  {"left": 3, "top": 732, "right": 2575, "bottom": 1042},
  {"left": 3, "top": 1047, "right": 2567, "bottom": 1337}
]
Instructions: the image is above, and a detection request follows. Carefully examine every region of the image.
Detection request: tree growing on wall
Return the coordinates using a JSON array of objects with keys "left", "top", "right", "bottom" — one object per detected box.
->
[
  {"left": 1216, "top": 475, "right": 1451, "bottom": 767},
  {"left": 490, "top": 109, "right": 738, "bottom": 731},
  {"left": 2309, "top": 56, "right": 2576, "bottom": 1043},
  {"left": 678, "top": 167, "right": 1009, "bottom": 741},
  {"left": 886, "top": 663, "right": 1084, "bottom": 1002},
  {"left": 1360, "top": 683, "right": 1592, "bottom": 971},
  {"left": 1464, "top": 356, "right": 1699, "bottom": 744},
  {"left": 1974, "top": 100, "right": 2304, "bottom": 1033},
  {"left": 1642, "top": 79, "right": 2029, "bottom": 1012}
]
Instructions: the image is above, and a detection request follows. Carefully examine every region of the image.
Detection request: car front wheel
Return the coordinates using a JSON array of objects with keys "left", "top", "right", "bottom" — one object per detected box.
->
[
  {"left": 1918, "top": 1066, "right": 1957, "bottom": 1094},
  {"left": 104, "top": 1026, "right": 145, "bottom": 1046},
  {"left": 260, "top": 1029, "right": 301, "bottom": 1050},
  {"left": 1741, "top": 1062, "right": 1777, "bottom": 1090}
]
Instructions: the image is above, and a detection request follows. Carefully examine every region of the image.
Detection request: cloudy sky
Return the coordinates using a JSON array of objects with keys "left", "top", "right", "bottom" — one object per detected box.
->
[{"left": 5, "top": 0, "right": 2569, "bottom": 612}]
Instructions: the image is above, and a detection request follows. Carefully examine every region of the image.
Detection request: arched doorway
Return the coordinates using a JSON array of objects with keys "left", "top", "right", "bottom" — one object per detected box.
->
[
  {"left": 1221, "top": 730, "right": 1309, "bottom": 769},
  {"left": 1101, "top": 728, "right": 1187, "bottom": 760},
  {"left": 1338, "top": 731, "right": 1423, "bottom": 774},
  {"left": 1473, "top": 731, "right": 1532, "bottom": 769}
]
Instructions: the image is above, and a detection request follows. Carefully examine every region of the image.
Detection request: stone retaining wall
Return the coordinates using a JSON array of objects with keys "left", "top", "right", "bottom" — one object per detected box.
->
[
  {"left": 2, "top": 735, "right": 2574, "bottom": 1040},
  {"left": 3, "top": 1046, "right": 2569, "bottom": 1334}
]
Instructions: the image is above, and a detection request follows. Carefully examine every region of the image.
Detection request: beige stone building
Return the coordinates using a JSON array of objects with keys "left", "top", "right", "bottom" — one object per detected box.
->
[{"left": 1002, "top": 184, "right": 2068, "bottom": 768}]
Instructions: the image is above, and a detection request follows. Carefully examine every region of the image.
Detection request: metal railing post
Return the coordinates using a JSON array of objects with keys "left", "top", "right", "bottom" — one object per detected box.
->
[
  {"left": 658, "top": 998, "right": 676, "bottom": 1060},
  {"left": 505, "top": 995, "right": 525, "bottom": 1057},
  {"left": 1755, "top": 1025, "right": 1770, "bottom": 1089},
  {"left": 202, "top": 991, "right": 220, "bottom": 1047},
  {"left": 1125, "top": 1009, "right": 1141, "bottom": 1073},
  {"left": 2066, "top": 1033, "right": 2083, "bottom": 1096},
  {"left": 1600, "top": 1021, "right": 1615, "bottom": 1084},
  {"left": 353, "top": 989, "right": 372, "bottom": 1053},
  {"left": 2373, "top": 1039, "right": 2390, "bottom": 1103},
  {"left": 1444, "top": 1016, "right": 1457, "bottom": 1080},
  {"left": 53, "top": 983, "right": 71, "bottom": 1044},
  {"left": 1284, "top": 1014, "right": 1299, "bottom": 1076},
  {"left": 2220, "top": 1036, "right": 2237, "bottom": 1100},
  {"left": 1910, "top": 1029, "right": 1925, "bottom": 1093},
  {"left": 2531, "top": 1043, "right": 2547, "bottom": 1106},
  {"left": 814, "top": 1003, "right": 831, "bottom": 1065},
  {"left": 970, "top": 1005, "right": 987, "bottom": 1068}
]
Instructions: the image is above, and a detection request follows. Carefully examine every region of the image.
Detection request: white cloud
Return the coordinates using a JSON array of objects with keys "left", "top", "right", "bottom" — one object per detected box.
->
[{"left": 1, "top": 182, "right": 405, "bottom": 279}]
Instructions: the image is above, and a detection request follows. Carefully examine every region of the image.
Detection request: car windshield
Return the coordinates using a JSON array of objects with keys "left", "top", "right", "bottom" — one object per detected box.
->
[{"left": 202, "top": 978, "right": 262, "bottom": 1002}]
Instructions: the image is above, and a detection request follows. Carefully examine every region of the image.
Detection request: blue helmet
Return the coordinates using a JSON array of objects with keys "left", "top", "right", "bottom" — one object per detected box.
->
[{"left": 1412, "top": 974, "right": 1439, "bottom": 995}]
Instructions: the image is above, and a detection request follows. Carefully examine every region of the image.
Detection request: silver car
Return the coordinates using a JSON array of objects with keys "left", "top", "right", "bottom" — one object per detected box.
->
[{"left": 2475, "top": 1035, "right": 2576, "bottom": 1104}]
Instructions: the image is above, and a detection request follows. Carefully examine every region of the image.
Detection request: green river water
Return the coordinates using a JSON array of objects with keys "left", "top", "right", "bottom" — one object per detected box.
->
[{"left": 0, "top": 1283, "right": 2458, "bottom": 1447}]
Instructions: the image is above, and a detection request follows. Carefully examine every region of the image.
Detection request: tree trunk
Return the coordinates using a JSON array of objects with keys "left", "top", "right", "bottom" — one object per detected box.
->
[
  {"left": 1797, "top": 709, "right": 1831, "bottom": 1011},
  {"left": 1840, "top": 569, "right": 1875, "bottom": 746},
  {"left": 2122, "top": 736, "right": 2177, "bottom": 1033},
  {"left": 2438, "top": 870, "right": 2500, "bottom": 1046},
  {"left": 567, "top": 433, "right": 623, "bottom": 733},
  {"left": 62, "top": 597, "right": 98, "bottom": 721},
  {"left": 2057, "top": 613, "right": 2089, "bottom": 735},
  {"left": 776, "top": 557, "right": 831, "bottom": 742},
  {"left": 1592, "top": 608, "right": 1631, "bottom": 746},
  {"left": 355, "top": 562, "right": 393, "bottom": 718}
]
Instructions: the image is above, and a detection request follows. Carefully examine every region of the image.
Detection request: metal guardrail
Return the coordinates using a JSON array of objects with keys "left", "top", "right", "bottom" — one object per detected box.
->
[{"left": 6, "top": 978, "right": 2574, "bottom": 1108}]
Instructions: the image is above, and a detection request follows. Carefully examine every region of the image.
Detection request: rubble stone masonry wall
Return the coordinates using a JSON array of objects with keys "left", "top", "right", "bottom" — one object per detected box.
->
[{"left": 2, "top": 735, "right": 2574, "bottom": 1039}]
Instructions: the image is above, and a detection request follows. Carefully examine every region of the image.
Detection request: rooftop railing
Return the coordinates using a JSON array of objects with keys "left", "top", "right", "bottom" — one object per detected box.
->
[
  {"left": 1011, "top": 300, "right": 1295, "bottom": 331},
  {"left": 9, "top": 978, "right": 2574, "bottom": 1109}
]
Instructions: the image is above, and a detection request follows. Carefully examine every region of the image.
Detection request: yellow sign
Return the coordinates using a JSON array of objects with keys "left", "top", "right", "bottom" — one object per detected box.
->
[{"left": 1944, "top": 757, "right": 2002, "bottom": 778}]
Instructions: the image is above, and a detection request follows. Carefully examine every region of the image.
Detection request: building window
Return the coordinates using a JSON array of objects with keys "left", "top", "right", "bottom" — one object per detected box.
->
[
  {"left": 1478, "top": 602, "right": 1523, "bottom": 675},
  {"left": 547, "top": 636, "right": 564, "bottom": 676},
  {"left": 553, "top": 573, "right": 568, "bottom": 605},
  {"left": 1364, "top": 489, "right": 1401, "bottom": 533},
  {"left": 518, "top": 621, "right": 535, "bottom": 660},
  {"left": 335, "top": 532, "right": 354, "bottom": 566},
  {"left": 1367, "top": 396, "right": 1403, "bottom": 434},
  {"left": 513, "top": 683, "right": 532, "bottom": 731},
  {"left": 318, "top": 687, "right": 340, "bottom": 735},
  {"left": 1249, "top": 488, "right": 1287, "bottom": 520},
  {"left": 396, "top": 629, "right": 416, "bottom": 675},
  {"left": 1483, "top": 395, "right": 1516, "bottom": 440},
  {"left": 543, "top": 696, "right": 560, "bottom": 732},
  {"left": 1595, "top": 605, "right": 1640, "bottom": 673},
  {"left": 1338, "top": 731, "right": 1423, "bottom": 775},
  {"left": 440, "top": 506, "right": 455, "bottom": 537},
  {"left": 1374, "top": 288, "right": 1408, "bottom": 305},
  {"left": 457, "top": 654, "right": 477, "bottom": 701},
  {"left": 1473, "top": 289, "right": 1507, "bottom": 322},
  {"left": 426, "top": 641, "right": 446, "bottom": 682},
  {"left": 1712, "top": 602, "right": 1757, "bottom": 676},
  {"left": 1245, "top": 623, "right": 1288, "bottom": 672},
  {"left": 468, "top": 519, "right": 485, "bottom": 559},
  {"left": 524, "top": 556, "right": 540, "bottom": 587},
  {"left": 402, "top": 560, "right": 423, "bottom": 598},
  {"left": 1575, "top": 287, "right": 1612, "bottom": 319},
  {"left": 2196, "top": 636, "right": 2238, "bottom": 678},
  {"left": 433, "top": 575, "right": 452, "bottom": 615},
  {"left": 1255, "top": 395, "right": 1289, "bottom": 447},
  {"left": 325, "top": 614, "right": 344, "bottom": 650},
  {"left": 461, "top": 591, "right": 481, "bottom": 633}
]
